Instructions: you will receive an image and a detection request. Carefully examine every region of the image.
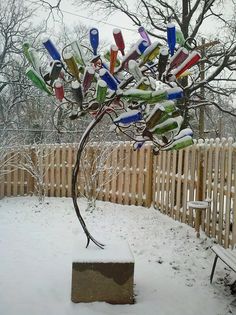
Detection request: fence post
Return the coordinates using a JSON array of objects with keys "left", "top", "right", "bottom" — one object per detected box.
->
[
  {"left": 197, "top": 139, "right": 205, "bottom": 202},
  {"left": 145, "top": 143, "right": 153, "bottom": 207}
]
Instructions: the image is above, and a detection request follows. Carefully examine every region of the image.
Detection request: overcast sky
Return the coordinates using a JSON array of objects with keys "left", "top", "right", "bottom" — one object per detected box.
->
[
  {"left": 25, "top": 0, "right": 138, "bottom": 45},
  {"left": 25, "top": 0, "right": 235, "bottom": 47}
]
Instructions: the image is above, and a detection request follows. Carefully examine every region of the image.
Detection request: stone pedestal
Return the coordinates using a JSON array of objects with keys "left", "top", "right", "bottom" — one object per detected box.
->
[{"left": 71, "top": 242, "right": 134, "bottom": 304}]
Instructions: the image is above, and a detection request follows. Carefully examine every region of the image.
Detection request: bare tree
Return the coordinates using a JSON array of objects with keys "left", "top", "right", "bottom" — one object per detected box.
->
[
  {"left": 16, "top": 144, "right": 54, "bottom": 202},
  {"left": 0, "top": 0, "right": 51, "bottom": 144},
  {"left": 74, "top": 0, "right": 236, "bottom": 135}
]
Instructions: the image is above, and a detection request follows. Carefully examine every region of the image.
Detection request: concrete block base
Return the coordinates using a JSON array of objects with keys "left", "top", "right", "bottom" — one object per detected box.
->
[{"left": 71, "top": 242, "right": 134, "bottom": 304}]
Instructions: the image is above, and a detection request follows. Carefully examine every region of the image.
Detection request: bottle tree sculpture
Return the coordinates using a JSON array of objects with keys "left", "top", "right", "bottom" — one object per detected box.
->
[{"left": 23, "top": 23, "right": 201, "bottom": 248}]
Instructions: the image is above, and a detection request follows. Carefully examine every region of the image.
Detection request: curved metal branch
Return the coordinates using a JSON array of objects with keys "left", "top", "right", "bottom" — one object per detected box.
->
[{"left": 72, "top": 111, "right": 106, "bottom": 249}]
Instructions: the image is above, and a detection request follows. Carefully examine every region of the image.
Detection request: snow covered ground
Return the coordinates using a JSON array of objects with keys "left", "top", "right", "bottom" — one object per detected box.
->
[{"left": 0, "top": 197, "right": 235, "bottom": 315}]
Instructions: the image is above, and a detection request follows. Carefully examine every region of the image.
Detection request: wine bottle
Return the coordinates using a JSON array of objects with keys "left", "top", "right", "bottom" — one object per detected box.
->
[
  {"left": 113, "top": 110, "right": 143, "bottom": 125},
  {"left": 28, "top": 48, "right": 41, "bottom": 73},
  {"left": 63, "top": 52, "right": 81, "bottom": 81},
  {"left": 167, "top": 47, "right": 189, "bottom": 72},
  {"left": 141, "top": 41, "right": 161, "bottom": 64},
  {"left": 82, "top": 66, "right": 95, "bottom": 93},
  {"left": 164, "top": 135, "right": 193, "bottom": 150},
  {"left": 172, "top": 51, "right": 201, "bottom": 78},
  {"left": 96, "top": 80, "right": 108, "bottom": 103},
  {"left": 167, "top": 23, "right": 176, "bottom": 56},
  {"left": 22, "top": 42, "right": 32, "bottom": 64},
  {"left": 157, "top": 47, "right": 169, "bottom": 80},
  {"left": 89, "top": 28, "right": 99, "bottom": 55},
  {"left": 174, "top": 128, "right": 193, "bottom": 140},
  {"left": 128, "top": 60, "right": 143, "bottom": 81},
  {"left": 113, "top": 28, "right": 125, "bottom": 56},
  {"left": 71, "top": 41, "right": 86, "bottom": 66},
  {"left": 50, "top": 61, "right": 63, "bottom": 85},
  {"left": 176, "top": 29, "right": 186, "bottom": 47},
  {"left": 54, "top": 81, "right": 64, "bottom": 101},
  {"left": 99, "top": 68, "right": 118, "bottom": 91},
  {"left": 43, "top": 39, "right": 61, "bottom": 61},
  {"left": 26, "top": 67, "right": 52, "bottom": 95},
  {"left": 71, "top": 81, "right": 83, "bottom": 107},
  {"left": 152, "top": 117, "right": 179, "bottom": 134},
  {"left": 109, "top": 45, "right": 118, "bottom": 75},
  {"left": 146, "top": 101, "right": 177, "bottom": 130},
  {"left": 122, "top": 88, "right": 152, "bottom": 101},
  {"left": 138, "top": 26, "right": 151, "bottom": 45}
]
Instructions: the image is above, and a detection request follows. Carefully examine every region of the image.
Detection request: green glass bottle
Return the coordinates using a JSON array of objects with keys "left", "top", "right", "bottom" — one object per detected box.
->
[
  {"left": 176, "top": 29, "right": 185, "bottom": 47},
  {"left": 159, "top": 100, "right": 176, "bottom": 113},
  {"left": 28, "top": 48, "right": 41, "bottom": 73},
  {"left": 158, "top": 108, "right": 180, "bottom": 124},
  {"left": 96, "top": 80, "right": 108, "bottom": 103},
  {"left": 147, "top": 89, "right": 168, "bottom": 104},
  {"left": 26, "top": 67, "right": 52, "bottom": 95},
  {"left": 151, "top": 117, "right": 179, "bottom": 134},
  {"left": 122, "top": 88, "right": 152, "bottom": 101},
  {"left": 71, "top": 41, "right": 86, "bottom": 66},
  {"left": 146, "top": 104, "right": 164, "bottom": 130},
  {"left": 165, "top": 135, "right": 194, "bottom": 150}
]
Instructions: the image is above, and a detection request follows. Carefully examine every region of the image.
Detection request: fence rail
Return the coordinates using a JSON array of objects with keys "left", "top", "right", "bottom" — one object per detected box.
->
[{"left": 0, "top": 139, "right": 236, "bottom": 248}]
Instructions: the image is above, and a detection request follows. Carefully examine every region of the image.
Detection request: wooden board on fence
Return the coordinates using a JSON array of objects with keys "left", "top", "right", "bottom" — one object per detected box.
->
[
  {"left": 170, "top": 150, "right": 177, "bottom": 218},
  {"left": 55, "top": 146, "right": 61, "bottom": 197},
  {"left": 111, "top": 146, "right": 118, "bottom": 203},
  {"left": 49, "top": 146, "right": 55, "bottom": 197},
  {"left": 104, "top": 146, "right": 112, "bottom": 202},
  {"left": 165, "top": 150, "right": 171, "bottom": 215},
  {"left": 67, "top": 145, "right": 73, "bottom": 197},
  {"left": 137, "top": 146, "right": 145, "bottom": 206},
  {"left": 0, "top": 173, "right": 4, "bottom": 198},
  {"left": 124, "top": 143, "right": 131, "bottom": 205},
  {"left": 144, "top": 144, "right": 153, "bottom": 207},
  {"left": 182, "top": 147, "right": 190, "bottom": 223},
  {"left": 61, "top": 145, "right": 67, "bottom": 197},
  {"left": 206, "top": 139, "right": 214, "bottom": 236},
  {"left": 212, "top": 139, "right": 220, "bottom": 238},
  {"left": 96, "top": 146, "right": 104, "bottom": 201},
  {"left": 188, "top": 145, "right": 197, "bottom": 226},
  {"left": 218, "top": 141, "right": 226, "bottom": 244},
  {"left": 161, "top": 150, "right": 167, "bottom": 213},
  {"left": 12, "top": 152, "right": 18, "bottom": 197},
  {"left": 6, "top": 152, "right": 12, "bottom": 197},
  {"left": 155, "top": 153, "right": 162, "bottom": 209},
  {"left": 201, "top": 144, "right": 209, "bottom": 231},
  {"left": 176, "top": 149, "right": 183, "bottom": 221},
  {"left": 225, "top": 139, "right": 233, "bottom": 248},
  {"left": 117, "top": 144, "right": 125, "bottom": 205},
  {"left": 43, "top": 146, "right": 50, "bottom": 197}
]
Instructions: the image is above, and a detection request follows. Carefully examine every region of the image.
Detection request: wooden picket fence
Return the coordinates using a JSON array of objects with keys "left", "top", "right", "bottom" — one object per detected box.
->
[{"left": 0, "top": 139, "right": 236, "bottom": 248}]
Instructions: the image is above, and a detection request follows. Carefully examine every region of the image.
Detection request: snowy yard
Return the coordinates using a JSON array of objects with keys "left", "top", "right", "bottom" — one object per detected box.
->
[{"left": 0, "top": 197, "right": 235, "bottom": 315}]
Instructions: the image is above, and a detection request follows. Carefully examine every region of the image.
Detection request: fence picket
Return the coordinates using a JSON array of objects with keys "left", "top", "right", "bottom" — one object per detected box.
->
[
  {"left": 176, "top": 149, "right": 183, "bottom": 220},
  {"left": 218, "top": 140, "right": 226, "bottom": 245},
  {"left": 206, "top": 139, "right": 214, "bottom": 236},
  {"left": 182, "top": 147, "right": 190, "bottom": 223},
  {"left": 170, "top": 150, "right": 177, "bottom": 219},
  {"left": 161, "top": 150, "right": 167, "bottom": 213},
  {"left": 225, "top": 139, "right": 233, "bottom": 247},
  {"left": 212, "top": 139, "right": 221, "bottom": 238},
  {"left": 124, "top": 143, "right": 132, "bottom": 205}
]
